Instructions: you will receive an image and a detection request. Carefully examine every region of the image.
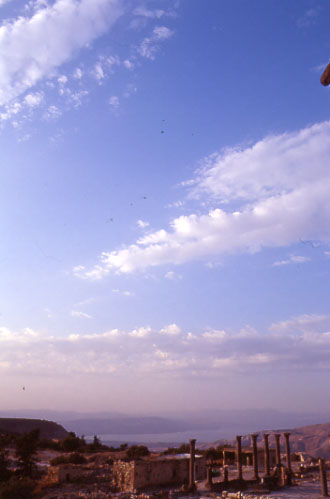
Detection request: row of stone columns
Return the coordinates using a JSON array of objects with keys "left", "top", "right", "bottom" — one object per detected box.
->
[
  {"left": 235, "top": 432, "right": 292, "bottom": 482},
  {"left": 189, "top": 433, "right": 292, "bottom": 490}
]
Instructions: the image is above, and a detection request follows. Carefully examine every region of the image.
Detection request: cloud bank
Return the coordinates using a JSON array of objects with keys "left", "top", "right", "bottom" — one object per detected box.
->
[
  {"left": 76, "top": 121, "right": 330, "bottom": 278},
  {"left": 1, "top": 315, "right": 330, "bottom": 377}
]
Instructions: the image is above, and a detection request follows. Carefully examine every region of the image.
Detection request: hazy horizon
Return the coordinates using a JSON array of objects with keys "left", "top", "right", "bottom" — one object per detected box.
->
[{"left": 1, "top": 0, "right": 330, "bottom": 415}]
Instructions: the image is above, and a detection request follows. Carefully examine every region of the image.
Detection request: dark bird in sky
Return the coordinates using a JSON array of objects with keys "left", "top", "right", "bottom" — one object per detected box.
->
[
  {"left": 320, "top": 61, "right": 330, "bottom": 86},
  {"left": 22, "top": 386, "right": 25, "bottom": 391}
]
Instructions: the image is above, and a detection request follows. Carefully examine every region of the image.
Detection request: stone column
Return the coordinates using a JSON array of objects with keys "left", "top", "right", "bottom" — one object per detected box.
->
[
  {"left": 251, "top": 434, "right": 259, "bottom": 482},
  {"left": 283, "top": 432, "right": 292, "bottom": 485},
  {"left": 223, "top": 466, "right": 228, "bottom": 485},
  {"left": 319, "top": 458, "right": 329, "bottom": 497},
  {"left": 274, "top": 433, "right": 281, "bottom": 470},
  {"left": 283, "top": 433, "right": 292, "bottom": 474},
  {"left": 189, "top": 438, "right": 196, "bottom": 491},
  {"left": 263, "top": 433, "right": 270, "bottom": 476},
  {"left": 236, "top": 435, "right": 243, "bottom": 481},
  {"left": 206, "top": 465, "right": 213, "bottom": 489}
]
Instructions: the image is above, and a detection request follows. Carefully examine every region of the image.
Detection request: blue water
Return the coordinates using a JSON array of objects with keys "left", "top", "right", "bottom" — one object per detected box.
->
[{"left": 91, "top": 428, "right": 235, "bottom": 447}]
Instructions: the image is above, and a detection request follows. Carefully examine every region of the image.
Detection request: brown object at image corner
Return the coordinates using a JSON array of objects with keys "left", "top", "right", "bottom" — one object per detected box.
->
[{"left": 321, "top": 61, "right": 330, "bottom": 86}]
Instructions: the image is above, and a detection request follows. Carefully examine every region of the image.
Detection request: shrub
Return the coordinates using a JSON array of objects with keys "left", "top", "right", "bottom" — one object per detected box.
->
[
  {"left": 15, "top": 430, "right": 40, "bottom": 477},
  {"left": 0, "top": 477, "right": 37, "bottom": 499},
  {"left": 60, "top": 432, "right": 83, "bottom": 452},
  {"left": 126, "top": 445, "right": 150, "bottom": 460},
  {"left": 50, "top": 452, "right": 87, "bottom": 466}
]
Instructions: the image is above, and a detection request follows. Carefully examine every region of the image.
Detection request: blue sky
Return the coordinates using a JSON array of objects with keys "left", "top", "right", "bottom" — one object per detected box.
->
[{"left": 1, "top": 0, "right": 330, "bottom": 415}]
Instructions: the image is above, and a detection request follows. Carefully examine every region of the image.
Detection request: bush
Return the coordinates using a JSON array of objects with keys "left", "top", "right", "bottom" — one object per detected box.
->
[
  {"left": 15, "top": 430, "right": 40, "bottom": 477},
  {"left": 0, "top": 477, "right": 37, "bottom": 499},
  {"left": 0, "top": 449, "right": 11, "bottom": 483},
  {"left": 50, "top": 452, "right": 87, "bottom": 466},
  {"left": 126, "top": 445, "right": 150, "bottom": 460},
  {"left": 60, "top": 432, "right": 84, "bottom": 452},
  {"left": 204, "top": 446, "right": 223, "bottom": 462}
]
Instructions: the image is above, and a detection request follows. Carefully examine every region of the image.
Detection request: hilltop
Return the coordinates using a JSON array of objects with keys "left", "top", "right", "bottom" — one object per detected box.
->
[{"left": 0, "top": 418, "right": 68, "bottom": 440}]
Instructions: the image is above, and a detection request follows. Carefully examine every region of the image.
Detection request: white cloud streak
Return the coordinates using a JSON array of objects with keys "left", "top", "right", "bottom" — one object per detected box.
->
[
  {"left": 272, "top": 255, "right": 311, "bottom": 267},
  {"left": 71, "top": 310, "right": 92, "bottom": 319},
  {"left": 0, "top": 0, "right": 123, "bottom": 105},
  {"left": 75, "top": 121, "right": 330, "bottom": 278}
]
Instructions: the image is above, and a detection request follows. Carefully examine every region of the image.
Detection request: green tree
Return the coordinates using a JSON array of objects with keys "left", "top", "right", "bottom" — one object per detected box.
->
[
  {"left": 61, "top": 432, "right": 82, "bottom": 452},
  {"left": 126, "top": 445, "right": 150, "bottom": 459},
  {"left": 0, "top": 450, "right": 10, "bottom": 483},
  {"left": 15, "top": 429, "right": 40, "bottom": 477},
  {"left": 0, "top": 477, "right": 37, "bottom": 499}
]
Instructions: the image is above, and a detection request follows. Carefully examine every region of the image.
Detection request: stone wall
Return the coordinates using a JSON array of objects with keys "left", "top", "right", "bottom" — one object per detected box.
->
[
  {"left": 112, "top": 456, "right": 206, "bottom": 491},
  {"left": 112, "top": 460, "right": 135, "bottom": 491},
  {"left": 47, "top": 464, "right": 87, "bottom": 484}
]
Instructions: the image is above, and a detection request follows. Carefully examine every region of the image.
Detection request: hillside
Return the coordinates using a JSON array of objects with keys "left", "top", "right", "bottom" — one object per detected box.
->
[
  {"left": 0, "top": 418, "right": 68, "bottom": 439},
  {"left": 209, "top": 421, "right": 330, "bottom": 459},
  {"left": 283, "top": 421, "right": 330, "bottom": 458}
]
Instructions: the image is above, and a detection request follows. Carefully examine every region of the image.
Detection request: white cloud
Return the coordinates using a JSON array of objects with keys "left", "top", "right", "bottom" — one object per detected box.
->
[
  {"left": 123, "top": 83, "right": 137, "bottom": 98},
  {"left": 188, "top": 121, "right": 330, "bottom": 203},
  {"left": 269, "top": 314, "right": 330, "bottom": 334},
  {"left": 203, "top": 329, "right": 227, "bottom": 341},
  {"left": 71, "top": 310, "right": 92, "bottom": 319},
  {"left": 112, "top": 288, "right": 134, "bottom": 297},
  {"left": 76, "top": 121, "right": 330, "bottom": 278},
  {"left": 44, "top": 104, "right": 62, "bottom": 120},
  {"left": 123, "top": 59, "right": 134, "bottom": 70},
  {"left": 109, "top": 95, "right": 120, "bottom": 109},
  {"left": 133, "top": 6, "right": 166, "bottom": 19},
  {"left": 93, "top": 62, "right": 105, "bottom": 81},
  {"left": 138, "top": 25, "right": 174, "bottom": 60},
  {"left": 137, "top": 219, "right": 149, "bottom": 229},
  {"left": 164, "top": 270, "right": 182, "bottom": 280},
  {"left": 160, "top": 324, "right": 181, "bottom": 335},
  {"left": 297, "top": 7, "right": 319, "bottom": 29},
  {"left": 153, "top": 26, "right": 173, "bottom": 40},
  {"left": 272, "top": 255, "right": 311, "bottom": 267},
  {"left": 24, "top": 91, "right": 44, "bottom": 108},
  {"left": 0, "top": 0, "right": 123, "bottom": 105},
  {"left": 73, "top": 67, "right": 83, "bottom": 79},
  {"left": 129, "top": 326, "right": 151, "bottom": 338},
  {"left": 57, "top": 75, "right": 68, "bottom": 86}
]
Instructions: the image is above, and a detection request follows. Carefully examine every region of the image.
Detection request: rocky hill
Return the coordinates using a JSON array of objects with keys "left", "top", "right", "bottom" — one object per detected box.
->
[
  {"left": 0, "top": 418, "right": 68, "bottom": 439},
  {"left": 208, "top": 421, "right": 330, "bottom": 459},
  {"left": 283, "top": 421, "right": 330, "bottom": 458}
]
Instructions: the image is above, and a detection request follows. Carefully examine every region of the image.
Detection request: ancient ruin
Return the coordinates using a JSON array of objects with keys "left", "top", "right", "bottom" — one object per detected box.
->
[{"left": 112, "top": 453, "right": 206, "bottom": 491}]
